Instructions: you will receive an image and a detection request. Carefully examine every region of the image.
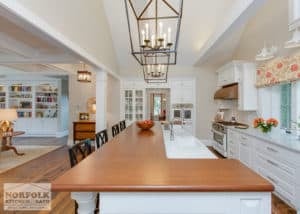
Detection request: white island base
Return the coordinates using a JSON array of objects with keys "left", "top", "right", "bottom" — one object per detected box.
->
[{"left": 71, "top": 191, "right": 271, "bottom": 214}]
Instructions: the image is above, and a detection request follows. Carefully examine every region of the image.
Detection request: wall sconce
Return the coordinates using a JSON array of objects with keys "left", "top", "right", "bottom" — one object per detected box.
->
[{"left": 77, "top": 63, "right": 92, "bottom": 82}]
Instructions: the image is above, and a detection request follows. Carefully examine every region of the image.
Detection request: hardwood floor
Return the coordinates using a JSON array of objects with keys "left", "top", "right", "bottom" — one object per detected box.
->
[
  {"left": 0, "top": 140, "right": 296, "bottom": 213},
  {"left": 0, "top": 137, "right": 75, "bottom": 214}
]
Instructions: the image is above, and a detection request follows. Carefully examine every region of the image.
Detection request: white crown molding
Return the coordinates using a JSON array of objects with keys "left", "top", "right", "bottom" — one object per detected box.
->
[{"left": 0, "top": 0, "right": 120, "bottom": 80}]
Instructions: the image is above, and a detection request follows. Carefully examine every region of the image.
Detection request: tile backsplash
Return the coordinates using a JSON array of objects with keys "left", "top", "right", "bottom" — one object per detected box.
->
[{"left": 219, "top": 100, "right": 258, "bottom": 125}]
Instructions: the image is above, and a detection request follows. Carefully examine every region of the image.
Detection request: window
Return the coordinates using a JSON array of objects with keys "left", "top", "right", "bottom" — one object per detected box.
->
[
  {"left": 280, "top": 83, "right": 292, "bottom": 129},
  {"left": 258, "top": 81, "right": 300, "bottom": 130}
]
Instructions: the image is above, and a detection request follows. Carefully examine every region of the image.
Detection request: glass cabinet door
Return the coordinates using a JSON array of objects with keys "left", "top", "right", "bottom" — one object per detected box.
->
[
  {"left": 135, "top": 90, "right": 143, "bottom": 121},
  {"left": 124, "top": 90, "right": 133, "bottom": 121}
]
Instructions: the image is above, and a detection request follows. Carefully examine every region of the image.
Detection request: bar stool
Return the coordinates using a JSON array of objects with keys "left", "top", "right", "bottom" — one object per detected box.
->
[
  {"left": 112, "top": 123, "right": 120, "bottom": 137},
  {"left": 68, "top": 139, "right": 92, "bottom": 167},
  {"left": 68, "top": 139, "right": 96, "bottom": 212},
  {"left": 95, "top": 129, "right": 108, "bottom": 148},
  {"left": 119, "top": 120, "right": 126, "bottom": 131}
]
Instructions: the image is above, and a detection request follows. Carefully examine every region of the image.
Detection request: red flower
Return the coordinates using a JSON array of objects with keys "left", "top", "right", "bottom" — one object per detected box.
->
[
  {"left": 291, "top": 64, "right": 299, "bottom": 72},
  {"left": 253, "top": 118, "right": 264, "bottom": 128},
  {"left": 277, "top": 63, "right": 283, "bottom": 69},
  {"left": 265, "top": 71, "right": 272, "bottom": 78},
  {"left": 257, "top": 70, "right": 261, "bottom": 75},
  {"left": 266, "top": 118, "right": 278, "bottom": 127}
]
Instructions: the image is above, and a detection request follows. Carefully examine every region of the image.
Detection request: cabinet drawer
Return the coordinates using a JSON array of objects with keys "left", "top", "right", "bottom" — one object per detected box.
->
[
  {"left": 257, "top": 165, "right": 295, "bottom": 205},
  {"left": 255, "top": 142, "right": 299, "bottom": 166},
  {"left": 74, "top": 132, "right": 95, "bottom": 140},
  {"left": 74, "top": 123, "right": 95, "bottom": 131},
  {"left": 256, "top": 152, "right": 296, "bottom": 185}
]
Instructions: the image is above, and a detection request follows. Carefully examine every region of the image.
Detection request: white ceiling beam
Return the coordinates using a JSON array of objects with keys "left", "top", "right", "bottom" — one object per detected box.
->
[
  {"left": 0, "top": 53, "right": 79, "bottom": 64},
  {"left": 0, "top": 32, "right": 39, "bottom": 58}
]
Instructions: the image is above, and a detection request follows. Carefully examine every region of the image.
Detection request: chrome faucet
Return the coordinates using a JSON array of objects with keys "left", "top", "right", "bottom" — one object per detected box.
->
[{"left": 170, "top": 121, "right": 174, "bottom": 141}]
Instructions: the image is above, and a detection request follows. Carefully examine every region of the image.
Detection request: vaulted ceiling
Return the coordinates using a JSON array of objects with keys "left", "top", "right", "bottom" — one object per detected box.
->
[{"left": 103, "top": 0, "right": 236, "bottom": 73}]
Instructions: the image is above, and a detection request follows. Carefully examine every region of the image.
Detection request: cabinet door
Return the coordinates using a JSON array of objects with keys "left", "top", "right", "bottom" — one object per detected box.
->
[
  {"left": 124, "top": 90, "right": 133, "bottom": 122},
  {"left": 227, "top": 130, "right": 239, "bottom": 159},
  {"left": 217, "top": 71, "right": 226, "bottom": 87},
  {"left": 135, "top": 90, "right": 144, "bottom": 121},
  {"left": 238, "top": 134, "right": 252, "bottom": 167},
  {"left": 238, "top": 63, "right": 257, "bottom": 111}
]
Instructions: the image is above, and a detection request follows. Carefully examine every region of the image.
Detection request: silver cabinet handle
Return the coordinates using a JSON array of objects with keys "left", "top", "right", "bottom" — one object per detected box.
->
[
  {"left": 241, "top": 136, "right": 247, "bottom": 140},
  {"left": 267, "top": 159, "right": 279, "bottom": 167},
  {"left": 267, "top": 147, "right": 278, "bottom": 153},
  {"left": 241, "top": 142, "right": 247, "bottom": 146},
  {"left": 266, "top": 175, "right": 278, "bottom": 184}
]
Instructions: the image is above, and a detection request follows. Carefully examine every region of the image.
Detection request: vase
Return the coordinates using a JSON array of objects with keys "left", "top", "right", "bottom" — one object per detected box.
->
[{"left": 260, "top": 126, "right": 271, "bottom": 133}]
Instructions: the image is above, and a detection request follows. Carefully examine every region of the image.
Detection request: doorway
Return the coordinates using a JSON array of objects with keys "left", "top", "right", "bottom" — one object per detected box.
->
[{"left": 146, "top": 88, "right": 170, "bottom": 121}]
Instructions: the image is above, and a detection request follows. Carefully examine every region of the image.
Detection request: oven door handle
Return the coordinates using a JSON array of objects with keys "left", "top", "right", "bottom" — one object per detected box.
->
[{"left": 212, "top": 129, "right": 225, "bottom": 137}]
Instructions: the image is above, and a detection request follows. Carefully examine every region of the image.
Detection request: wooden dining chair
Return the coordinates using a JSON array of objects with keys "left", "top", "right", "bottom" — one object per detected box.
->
[
  {"left": 112, "top": 124, "right": 120, "bottom": 137},
  {"left": 68, "top": 139, "right": 92, "bottom": 167},
  {"left": 95, "top": 129, "right": 108, "bottom": 148},
  {"left": 119, "top": 120, "right": 126, "bottom": 131}
]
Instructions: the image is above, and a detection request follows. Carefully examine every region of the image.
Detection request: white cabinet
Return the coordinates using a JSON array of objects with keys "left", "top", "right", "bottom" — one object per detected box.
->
[
  {"left": 216, "top": 61, "right": 240, "bottom": 87},
  {"left": 0, "top": 78, "right": 65, "bottom": 137},
  {"left": 229, "top": 129, "right": 300, "bottom": 211},
  {"left": 288, "top": 0, "right": 300, "bottom": 30},
  {"left": 123, "top": 89, "right": 145, "bottom": 124},
  {"left": 238, "top": 63, "right": 257, "bottom": 111},
  {"left": 170, "top": 80, "right": 194, "bottom": 104},
  {"left": 238, "top": 134, "right": 253, "bottom": 168},
  {"left": 216, "top": 61, "right": 257, "bottom": 111},
  {"left": 227, "top": 129, "right": 239, "bottom": 159}
]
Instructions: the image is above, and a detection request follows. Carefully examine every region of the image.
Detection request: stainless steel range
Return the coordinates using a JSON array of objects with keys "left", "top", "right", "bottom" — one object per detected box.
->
[{"left": 211, "top": 121, "right": 243, "bottom": 157}]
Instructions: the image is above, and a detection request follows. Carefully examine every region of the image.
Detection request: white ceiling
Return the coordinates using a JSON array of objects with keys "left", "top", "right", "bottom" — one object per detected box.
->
[
  {"left": 0, "top": 8, "right": 86, "bottom": 76},
  {"left": 103, "top": 0, "right": 236, "bottom": 72}
]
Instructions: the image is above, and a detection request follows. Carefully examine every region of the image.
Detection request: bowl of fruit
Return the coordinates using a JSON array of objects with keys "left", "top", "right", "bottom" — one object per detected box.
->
[{"left": 136, "top": 120, "right": 154, "bottom": 130}]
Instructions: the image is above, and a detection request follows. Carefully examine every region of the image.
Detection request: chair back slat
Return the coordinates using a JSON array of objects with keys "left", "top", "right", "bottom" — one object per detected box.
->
[
  {"left": 95, "top": 129, "right": 108, "bottom": 148},
  {"left": 68, "top": 139, "right": 92, "bottom": 167},
  {"left": 112, "top": 124, "right": 120, "bottom": 137},
  {"left": 119, "top": 120, "right": 126, "bottom": 131}
]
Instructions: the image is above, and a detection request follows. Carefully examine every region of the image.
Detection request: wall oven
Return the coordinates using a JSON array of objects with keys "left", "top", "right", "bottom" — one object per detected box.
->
[
  {"left": 173, "top": 109, "right": 182, "bottom": 119},
  {"left": 183, "top": 109, "right": 192, "bottom": 120}
]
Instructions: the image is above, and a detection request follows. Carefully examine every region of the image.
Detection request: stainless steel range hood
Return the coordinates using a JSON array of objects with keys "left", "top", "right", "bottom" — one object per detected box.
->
[{"left": 214, "top": 83, "right": 238, "bottom": 100}]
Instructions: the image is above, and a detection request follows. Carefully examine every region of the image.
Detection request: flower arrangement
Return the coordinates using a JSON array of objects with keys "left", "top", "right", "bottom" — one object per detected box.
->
[{"left": 253, "top": 117, "right": 278, "bottom": 133}]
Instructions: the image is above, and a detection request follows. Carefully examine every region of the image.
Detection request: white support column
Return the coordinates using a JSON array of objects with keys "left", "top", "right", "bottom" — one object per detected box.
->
[
  {"left": 71, "top": 192, "right": 97, "bottom": 214},
  {"left": 95, "top": 69, "right": 107, "bottom": 132}
]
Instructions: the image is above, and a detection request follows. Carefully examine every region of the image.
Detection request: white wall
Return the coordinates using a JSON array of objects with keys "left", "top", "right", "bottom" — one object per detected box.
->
[
  {"left": 9, "top": 0, "right": 119, "bottom": 74},
  {"left": 67, "top": 64, "right": 96, "bottom": 144},
  {"left": 106, "top": 74, "right": 121, "bottom": 139},
  {"left": 195, "top": 67, "right": 218, "bottom": 140}
]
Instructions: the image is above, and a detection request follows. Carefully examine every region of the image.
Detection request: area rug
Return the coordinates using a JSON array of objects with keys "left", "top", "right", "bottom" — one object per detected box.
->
[{"left": 0, "top": 145, "right": 61, "bottom": 174}]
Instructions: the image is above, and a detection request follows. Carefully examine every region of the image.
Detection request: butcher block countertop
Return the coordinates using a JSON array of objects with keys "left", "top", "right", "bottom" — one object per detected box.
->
[{"left": 52, "top": 122, "right": 274, "bottom": 192}]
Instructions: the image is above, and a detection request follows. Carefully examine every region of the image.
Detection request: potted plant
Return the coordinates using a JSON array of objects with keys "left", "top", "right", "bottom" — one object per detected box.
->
[{"left": 253, "top": 117, "right": 278, "bottom": 133}]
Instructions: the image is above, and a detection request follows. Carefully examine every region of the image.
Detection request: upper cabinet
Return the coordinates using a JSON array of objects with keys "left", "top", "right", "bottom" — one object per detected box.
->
[
  {"left": 216, "top": 61, "right": 257, "bottom": 111},
  {"left": 170, "top": 80, "right": 195, "bottom": 104},
  {"left": 216, "top": 61, "right": 240, "bottom": 87},
  {"left": 238, "top": 63, "right": 257, "bottom": 111},
  {"left": 289, "top": 0, "right": 300, "bottom": 30}
]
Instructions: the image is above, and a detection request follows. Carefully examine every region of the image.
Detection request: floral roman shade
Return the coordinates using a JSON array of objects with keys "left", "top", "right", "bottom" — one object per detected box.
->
[{"left": 256, "top": 53, "right": 300, "bottom": 87}]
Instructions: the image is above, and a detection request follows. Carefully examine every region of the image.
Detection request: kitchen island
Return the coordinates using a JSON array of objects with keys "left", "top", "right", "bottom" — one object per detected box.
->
[{"left": 52, "top": 122, "right": 274, "bottom": 214}]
